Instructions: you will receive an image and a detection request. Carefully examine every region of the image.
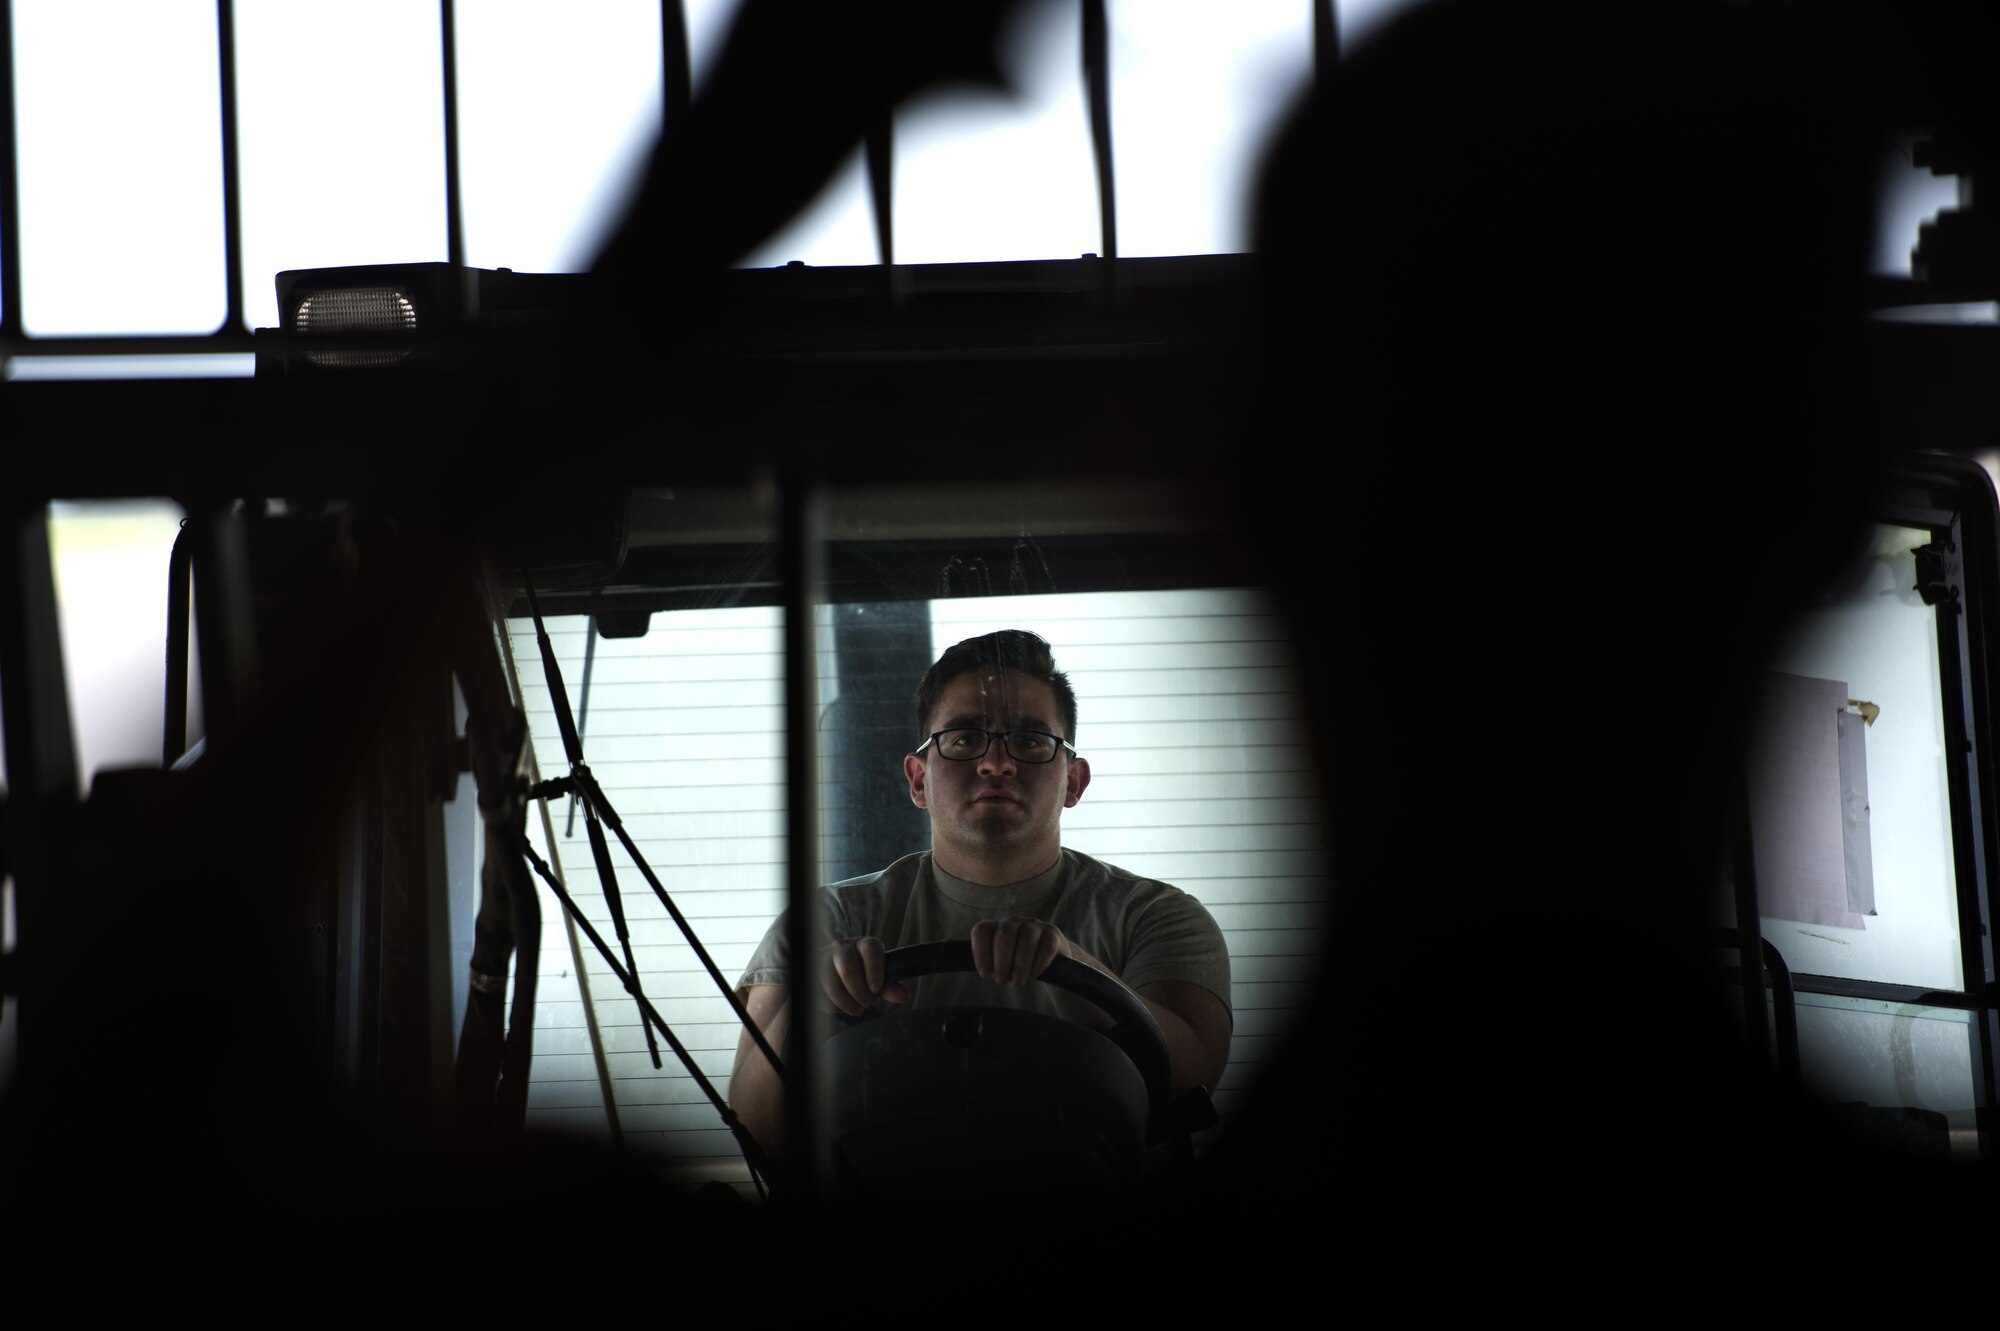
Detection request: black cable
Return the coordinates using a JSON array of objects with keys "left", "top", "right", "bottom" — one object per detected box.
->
[
  {"left": 524, "top": 767, "right": 789, "bottom": 1086},
  {"left": 511, "top": 555, "right": 804, "bottom": 1194},
  {"left": 570, "top": 766, "right": 789, "bottom": 1083},
  {"left": 521, "top": 563, "right": 662, "bottom": 1069},
  {"left": 582, "top": 797, "right": 660, "bottom": 1069},
  {"left": 514, "top": 832, "right": 775, "bottom": 1193},
  {"left": 564, "top": 618, "right": 597, "bottom": 837}
]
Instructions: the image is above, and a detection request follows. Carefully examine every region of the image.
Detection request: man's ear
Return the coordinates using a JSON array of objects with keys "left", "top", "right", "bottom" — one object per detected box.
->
[
  {"left": 905, "top": 752, "right": 929, "bottom": 808},
  {"left": 1064, "top": 756, "right": 1091, "bottom": 808}
]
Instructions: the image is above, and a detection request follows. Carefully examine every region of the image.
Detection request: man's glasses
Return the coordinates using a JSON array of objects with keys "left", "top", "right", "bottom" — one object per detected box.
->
[{"left": 915, "top": 728, "right": 1078, "bottom": 764}]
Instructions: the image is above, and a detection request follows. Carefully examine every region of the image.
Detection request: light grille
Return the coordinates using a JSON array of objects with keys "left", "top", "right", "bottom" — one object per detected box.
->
[{"left": 294, "top": 287, "right": 418, "bottom": 366}]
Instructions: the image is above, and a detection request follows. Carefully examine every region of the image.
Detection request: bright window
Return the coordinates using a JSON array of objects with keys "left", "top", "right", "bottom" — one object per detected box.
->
[{"left": 12, "top": 0, "right": 225, "bottom": 334}]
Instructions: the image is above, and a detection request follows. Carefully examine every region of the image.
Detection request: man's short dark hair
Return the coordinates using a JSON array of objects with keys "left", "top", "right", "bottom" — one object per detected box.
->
[{"left": 914, "top": 629, "right": 1078, "bottom": 744}]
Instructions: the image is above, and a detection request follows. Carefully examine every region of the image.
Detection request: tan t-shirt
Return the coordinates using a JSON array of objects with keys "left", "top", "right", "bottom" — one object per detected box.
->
[{"left": 737, "top": 848, "right": 1231, "bottom": 1026}]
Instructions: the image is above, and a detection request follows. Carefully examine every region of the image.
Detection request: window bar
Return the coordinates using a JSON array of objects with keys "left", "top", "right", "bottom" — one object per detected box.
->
[
  {"left": 0, "top": 0, "right": 24, "bottom": 343},
  {"left": 1314, "top": 0, "right": 1338, "bottom": 86},
  {"left": 440, "top": 0, "right": 465, "bottom": 306},
  {"left": 661, "top": 0, "right": 691, "bottom": 130},
  {"left": 216, "top": 1, "right": 245, "bottom": 334},
  {"left": 780, "top": 453, "right": 827, "bottom": 1206},
  {"left": 1081, "top": 0, "right": 1117, "bottom": 268}
]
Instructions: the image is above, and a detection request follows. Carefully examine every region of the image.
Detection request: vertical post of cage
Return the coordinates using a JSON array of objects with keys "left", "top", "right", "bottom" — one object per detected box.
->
[
  {"left": 440, "top": 0, "right": 466, "bottom": 290},
  {"left": 215, "top": 1, "right": 245, "bottom": 333},
  {"left": 1081, "top": 0, "right": 1116, "bottom": 267},
  {"left": 0, "top": 0, "right": 24, "bottom": 342},
  {"left": 779, "top": 450, "right": 827, "bottom": 1205}
]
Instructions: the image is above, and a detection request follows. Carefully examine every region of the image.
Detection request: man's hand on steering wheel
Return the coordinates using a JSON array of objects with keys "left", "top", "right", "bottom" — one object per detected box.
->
[
  {"left": 817, "top": 936, "right": 911, "bottom": 1015},
  {"left": 821, "top": 918, "right": 1114, "bottom": 1015},
  {"left": 970, "top": 915, "right": 1071, "bottom": 987}
]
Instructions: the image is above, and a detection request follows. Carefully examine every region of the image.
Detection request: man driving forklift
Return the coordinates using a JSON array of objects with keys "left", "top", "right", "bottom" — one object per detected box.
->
[{"left": 727, "top": 629, "right": 1232, "bottom": 1163}]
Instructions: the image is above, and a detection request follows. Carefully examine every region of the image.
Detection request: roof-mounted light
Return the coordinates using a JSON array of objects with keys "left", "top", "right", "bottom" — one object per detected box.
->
[
  {"left": 293, "top": 286, "right": 418, "bottom": 367},
  {"left": 257, "top": 262, "right": 586, "bottom": 377}
]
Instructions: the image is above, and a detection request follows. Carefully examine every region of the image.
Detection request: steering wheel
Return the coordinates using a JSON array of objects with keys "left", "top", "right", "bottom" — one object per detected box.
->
[{"left": 839, "top": 938, "right": 1174, "bottom": 1134}]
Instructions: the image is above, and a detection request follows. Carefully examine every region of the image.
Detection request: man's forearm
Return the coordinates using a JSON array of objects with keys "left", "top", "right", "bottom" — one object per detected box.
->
[
  {"left": 728, "top": 989, "right": 792, "bottom": 1160},
  {"left": 1133, "top": 990, "right": 1227, "bottom": 1094},
  {"left": 1064, "top": 946, "right": 1230, "bottom": 1094}
]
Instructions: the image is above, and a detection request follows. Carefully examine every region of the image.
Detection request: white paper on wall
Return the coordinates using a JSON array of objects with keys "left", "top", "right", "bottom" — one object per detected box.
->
[{"left": 1750, "top": 672, "right": 1870, "bottom": 930}]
